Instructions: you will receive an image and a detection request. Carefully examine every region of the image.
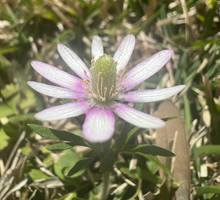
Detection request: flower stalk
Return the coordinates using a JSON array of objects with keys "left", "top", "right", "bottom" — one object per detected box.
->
[{"left": 101, "top": 171, "right": 110, "bottom": 200}]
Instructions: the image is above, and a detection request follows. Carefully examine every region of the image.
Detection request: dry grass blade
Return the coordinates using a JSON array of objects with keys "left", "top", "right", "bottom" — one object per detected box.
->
[
  {"left": 30, "top": 177, "right": 64, "bottom": 188},
  {"left": 155, "top": 101, "right": 190, "bottom": 200},
  {"left": 5, "top": 131, "right": 26, "bottom": 171},
  {"left": 2, "top": 179, "right": 28, "bottom": 200},
  {"left": 0, "top": 132, "right": 27, "bottom": 200}
]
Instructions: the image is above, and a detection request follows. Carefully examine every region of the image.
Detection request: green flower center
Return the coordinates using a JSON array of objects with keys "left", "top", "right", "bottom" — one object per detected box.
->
[{"left": 91, "top": 54, "right": 117, "bottom": 105}]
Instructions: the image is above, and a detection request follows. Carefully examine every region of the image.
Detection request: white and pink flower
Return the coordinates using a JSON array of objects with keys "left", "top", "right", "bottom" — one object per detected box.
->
[{"left": 28, "top": 35, "right": 185, "bottom": 143}]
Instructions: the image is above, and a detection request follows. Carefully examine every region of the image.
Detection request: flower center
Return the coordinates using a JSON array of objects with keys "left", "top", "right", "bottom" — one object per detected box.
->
[{"left": 90, "top": 54, "right": 117, "bottom": 105}]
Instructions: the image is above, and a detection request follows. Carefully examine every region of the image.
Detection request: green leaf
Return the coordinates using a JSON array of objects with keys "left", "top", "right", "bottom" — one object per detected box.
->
[
  {"left": 58, "top": 192, "right": 78, "bottom": 200},
  {"left": 197, "top": 185, "right": 220, "bottom": 196},
  {"left": 67, "top": 157, "right": 92, "bottom": 176},
  {"left": 0, "top": 129, "right": 9, "bottom": 150},
  {"left": 0, "top": 46, "right": 19, "bottom": 55},
  {"left": 125, "top": 127, "right": 139, "bottom": 144},
  {"left": 46, "top": 143, "right": 73, "bottom": 151},
  {"left": 8, "top": 113, "right": 35, "bottom": 122},
  {"left": 0, "top": 103, "right": 16, "bottom": 118},
  {"left": 20, "top": 90, "right": 36, "bottom": 109},
  {"left": 120, "top": 166, "right": 139, "bottom": 180},
  {"left": 21, "top": 146, "right": 31, "bottom": 156},
  {"left": 54, "top": 150, "right": 86, "bottom": 179},
  {"left": 140, "top": 154, "right": 173, "bottom": 177},
  {"left": 29, "top": 169, "right": 49, "bottom": 181},
  {"left": 124, "top": 144, "right": 175, "bottom": 157},
  {"left": 194, "top": 145, "right": 220, "bottom": 157},
  {"left": 28, "top": 124, "right": 86, "bottom": 146},
  {"left": 1, "top": 84, "right": 19, "bottom": 98},
  {"left": 184, "top": 94, "right": 191, "bottom": 132},
  {"left": 0, "top": 55, "right": 11, "bottom": 68}
]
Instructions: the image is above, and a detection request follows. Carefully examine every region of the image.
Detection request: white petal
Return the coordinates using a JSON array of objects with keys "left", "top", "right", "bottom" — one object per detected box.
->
[
  {"left": 122, "top": 50, "right": 173, "bottom": 91},
  {"left": 57, "top": 44, "right": 91, "bottom": 79},
  {"left": 35, "top": 101, "right": 90, "bottom": 121},
  {"left": 113, "top": 35, "right": 135, "bottom": 73},
  {"left": 28, "top": 81, "right": 87, "bottom": 99},
  {"left": 31, "top": 61, "right": 85, "bottom": 92},
  {"left": 83, "top": 107, "right": 115, "bottom": 143},
  {"left": 118, "top": 85, "right": 185, "bottom": 102},
  {"left": 92, "top": 35, "right": 104, "bottom": 61},
  {"left": 113, "top": 103, "right": 165, "bottom": 128}
]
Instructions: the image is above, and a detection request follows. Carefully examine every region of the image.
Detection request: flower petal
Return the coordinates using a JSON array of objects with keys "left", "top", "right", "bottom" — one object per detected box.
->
[
  {"left": 28, "top": 81, "right": 87, "bottom": 99},
  {"left": 83, "top": 107, "right": 115, "bottom": 143},
  {"left": 118, "top": 85, "right": 185, "bottom": 102},
  {"left": 31, "top": 61, "right": 85, "bottom": 92},
  {"left": 121, "top": 50, "right": 173, "bottom": 91},
  {"left": 113, "top": 35, "right": 135, "bottom": 73},
  {"left": 113, "top": 103, "right": 165, "bottom": 128},
  {"left": 92, "top": 35, "right": 104, "bottom": 61},
  {"left": 57, "top": 44, "right": 91, "bottom": 79},
  {"left": 35, "top": 101, "right": 90, "bottom": 121}
]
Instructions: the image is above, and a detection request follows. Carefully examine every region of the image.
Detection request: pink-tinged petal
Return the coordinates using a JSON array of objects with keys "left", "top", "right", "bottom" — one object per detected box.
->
[
  {"left": 113, "top": 103, "right": 165, "bottom": 129},
  {"left": 122, "top": 50, "right": 173, "bottom": 91},
  {"left": 113, "top": 35, "right": 135, "bottom": 73},
  {"left": 35, "top": 101, "right": 90, "bottom": 121},
  {"left": 83, "top": 107, "right": 115, "bottom": 143},
  {"left": 118, "top": 85, "right": 185, "bottom": 102},
  {"left": 28, "top": 81, "right": 87, "bottom": 99},
  {"left": 31, "top": 61, "right": 85, "bottom": 92},
  {"left": 92, "top": 35, "right": 104, "bottom": 61},
  {"left": 57, "top": 44, "right": 91, "bottom": 79}
]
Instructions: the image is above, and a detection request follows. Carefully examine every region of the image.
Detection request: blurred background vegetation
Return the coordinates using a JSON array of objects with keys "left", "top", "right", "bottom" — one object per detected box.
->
[{"left": 0, "top": 0, "right": 220, "bottom": 199}]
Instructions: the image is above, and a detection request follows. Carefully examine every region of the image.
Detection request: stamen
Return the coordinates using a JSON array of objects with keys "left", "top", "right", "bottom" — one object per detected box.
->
[
  {"left": 109, "top": 85, "right": 114, "bottom": 97},
  {"left": 91, "top": 54, "right": 117, "bottom": 105},
  {"left": 117, "top": 68, "right": 126, "bottom": 78},
  {"left": 100, "top": 76, "right": 104, "bottom": 98},
  {"left": 122, "top": 73, "right": 128, "bottom": 80},
  {"left": 91, "top": 57, "right": 95, "bottom": 65},
  {"left": 97, "top": 73, "right": 101, "bottom": 97},
  {"left": 103, "top": 87, "right": 107, "bottom": 99},
  {"left": 96, "top": 84, "right": 99, "bottom": 97},
  {"left": 83, "top": 70, "right": 88, "bottom": 77},
  {"left": 112, "top": 90, "right": 119, "bottom": 97},
  {"left": 85, "top": 87, "right": 92, "bottom": 94},
  {"left": 93, "top": 93, "right": 98, "bottom": 99}
]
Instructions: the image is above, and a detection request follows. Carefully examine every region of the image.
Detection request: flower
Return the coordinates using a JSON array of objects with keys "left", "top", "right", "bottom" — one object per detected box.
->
[{"left": 28, "top": 35, "right": 185, "bottom": 143}]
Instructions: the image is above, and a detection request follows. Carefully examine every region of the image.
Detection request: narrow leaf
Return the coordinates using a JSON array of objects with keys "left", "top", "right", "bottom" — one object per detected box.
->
[
  {"left": 54, "top": 150, "right": 85, "bottom": 179},
  {"left": 46, "top": 143, "right": 73, "bottom": 151},
  {"left": 138, "top": 153, "right": 173, "bottom": 178},
  {"left": 125, "top": 127, "right": 140, "bottom": 144},
  {"left": 184, "top": 95, "right": 191, "bottom": 132},
  {"left": 28, "top": 124, "right": 86, "bottom": 146},
  {"left": 0, "top": 103, "right": 16, "bottom": 118},
  {"left": 197, "top": 185, "right": 220, "bottom": 196},
  {"left": 67, "top": 158, "right": 92, "bottom": 176},
  {"left": 124, "top": 144, "right": 175, "bottom": 157},
  {"left": 9, "top": 113, "right": 35, "bottom": 122},
  {"left": 194, "top": 145, "right": 220, "bottom": 157}
]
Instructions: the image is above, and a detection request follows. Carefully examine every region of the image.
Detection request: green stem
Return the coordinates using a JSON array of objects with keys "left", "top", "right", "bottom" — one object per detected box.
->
[
  {"left": 130, "top": 179, "right": 142, "bottom": 200},
  {"left": 101, "top": 171, "right": 110, "bottom": 200}
]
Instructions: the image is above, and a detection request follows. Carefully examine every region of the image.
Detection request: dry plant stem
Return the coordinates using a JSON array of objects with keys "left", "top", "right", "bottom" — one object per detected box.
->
[
  {"left": 101, "top": 171, "right": 110, "bottom": 200},
  {"left": 5, "top": 131, "right": 26, "bottom": 171},
  {"left": 179, "top": 0, "right": 190, "bottom": 41}
]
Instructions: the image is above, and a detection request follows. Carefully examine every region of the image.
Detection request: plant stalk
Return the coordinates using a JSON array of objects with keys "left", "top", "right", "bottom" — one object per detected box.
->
[{"left": 101, "top": 171, "right": 110, "bottom": 200}]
